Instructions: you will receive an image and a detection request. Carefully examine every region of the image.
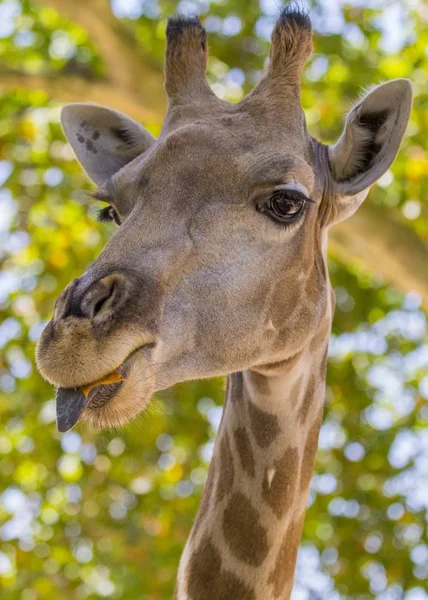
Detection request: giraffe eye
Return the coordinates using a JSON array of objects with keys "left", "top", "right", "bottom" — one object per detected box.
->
[
  {"left": 97, "top": 206, "right": 121, "bottom": 226},
  {"left": 257, "top": 189, "right": 312, "bottom": 225}
]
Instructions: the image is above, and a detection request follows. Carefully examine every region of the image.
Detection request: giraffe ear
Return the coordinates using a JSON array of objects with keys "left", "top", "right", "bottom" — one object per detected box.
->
[
  {"left": 61, "top": 103, "right": 155, "bottom": 185},
  {"left": 327, "top": 79, "right": 412, "bottom": 223}
]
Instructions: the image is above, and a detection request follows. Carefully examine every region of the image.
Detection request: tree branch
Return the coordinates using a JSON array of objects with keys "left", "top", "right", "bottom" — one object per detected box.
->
[
  {"left": 330, "top": 204, "right": 428, "bottom": 310},
  {"left": 33, "top": 0, "right": 166, "bottom": 120},
  {"left": 0, "top": 68, "right": 162, "bottom": 124},
  {"left": 38, "top": 0, "right": 151, "bottom": 86}
]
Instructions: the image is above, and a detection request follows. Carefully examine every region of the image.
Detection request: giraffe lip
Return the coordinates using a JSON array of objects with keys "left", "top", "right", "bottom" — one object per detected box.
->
[{"left": 85, "top": 379, "right": 125, "bottom": 411}]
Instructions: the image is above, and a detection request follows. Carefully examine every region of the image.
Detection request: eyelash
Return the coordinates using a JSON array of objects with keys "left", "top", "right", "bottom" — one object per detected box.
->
[{"left": 97, "top": 206, "right": 120, "bottom": 225}]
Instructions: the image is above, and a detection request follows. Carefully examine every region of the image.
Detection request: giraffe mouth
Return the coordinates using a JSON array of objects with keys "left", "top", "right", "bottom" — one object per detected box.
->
[
  {"left": 55, "top": 369, "right": 127, "bottom": 432},
  {"left": 55, "top": 345, "right": 150, "bottom": 432}
]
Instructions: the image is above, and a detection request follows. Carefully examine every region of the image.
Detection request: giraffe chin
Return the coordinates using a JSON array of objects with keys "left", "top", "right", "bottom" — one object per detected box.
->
[{"left": 82, "top": 345, "right": 156, "bottom": 430}]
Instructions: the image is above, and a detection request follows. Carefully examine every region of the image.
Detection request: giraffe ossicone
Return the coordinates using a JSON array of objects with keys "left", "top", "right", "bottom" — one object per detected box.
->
[{"left": 36, "top": 6, "right": 412, "bottom": 599}]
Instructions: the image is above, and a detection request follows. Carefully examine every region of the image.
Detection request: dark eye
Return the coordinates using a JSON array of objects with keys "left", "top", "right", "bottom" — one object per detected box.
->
[
  {"left": 97, "top": 206, "right": 121, "bottom": 226},
  {"left": 257, "top": 189, "right": 311, "bottom": 224}
]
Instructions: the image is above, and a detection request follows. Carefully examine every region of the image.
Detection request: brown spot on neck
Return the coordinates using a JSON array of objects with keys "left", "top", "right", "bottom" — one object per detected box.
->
[
  {"left": 320, "top": 348, "right": 328, "bottom": 379},
  {"left": 191, "top": 456, "right": 216, "bottom": 539},
  {"left": 262, "top": 446, "right": 299, "bottom": 519},
  {"left": 247, "top": 370, "right": 270, "bottom": 394},
  {"left": 228, "top": 371, "right": 244, "bottom": 403},
  {"left": 268, "top": 517, "right": 304, "bottom": 598},
  {"left": 223, "top": 491, "right": 269, "bottom": 566},
  {"left": 309, "top": 316, "right": 331, "bottom": 380},
  {"left": 216, "top": 432, "right": 234, "bottom": 503},
  {"left": 298, "top": 375, "right": 316, "bottom": 423},
  {"left": 300, "top": 407, "right": 323, "bottom": 493},
  {"left": 187, "top": 536, "right": 256, "bottom": 600},
  {"left": 233, "top": 427, "right": 256, "bottom": 478},
  {"left": 247, "top": 398, "right": 281, "bottom": 449}
]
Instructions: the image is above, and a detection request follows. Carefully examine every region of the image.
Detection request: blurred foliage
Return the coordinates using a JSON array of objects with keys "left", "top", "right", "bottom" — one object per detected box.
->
[{"left": 0, "top": 1, "right": 428, "bottom": 599}]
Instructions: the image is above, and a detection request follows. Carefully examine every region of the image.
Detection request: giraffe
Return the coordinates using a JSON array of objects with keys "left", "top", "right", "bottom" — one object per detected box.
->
[{"left": 36, "top": 7, "right": 412, "bottom": 599}]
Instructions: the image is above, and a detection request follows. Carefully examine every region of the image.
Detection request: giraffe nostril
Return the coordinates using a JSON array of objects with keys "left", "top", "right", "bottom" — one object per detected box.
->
[
  {"left": 84, "top": 274, "right": 128, "bottom": 321},
  {"left": 56, "top": 273, "right": 130, "bottom": 321},
  {"left": 93, "top": 295, "right": 109, "bottom": 317}
]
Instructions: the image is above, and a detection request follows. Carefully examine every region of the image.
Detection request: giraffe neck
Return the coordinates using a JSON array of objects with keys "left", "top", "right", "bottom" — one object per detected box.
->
[{"left": 175, "top": 328, "right": 330, "bottom": 600}]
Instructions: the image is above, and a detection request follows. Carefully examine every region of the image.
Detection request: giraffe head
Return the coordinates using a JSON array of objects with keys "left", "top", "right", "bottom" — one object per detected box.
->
[{"left": 36, "top": 8, "right": 412, "bottom": 429}]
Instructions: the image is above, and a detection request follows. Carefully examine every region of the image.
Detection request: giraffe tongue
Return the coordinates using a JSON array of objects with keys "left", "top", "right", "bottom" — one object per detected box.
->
[{"left": 56, "top": 387, "right": 91, "bottom": 433}]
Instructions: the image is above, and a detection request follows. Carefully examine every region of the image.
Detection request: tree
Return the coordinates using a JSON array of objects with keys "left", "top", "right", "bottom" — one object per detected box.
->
[{"left": 0, "top": 1, "right": 427, "bottom": 599}]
